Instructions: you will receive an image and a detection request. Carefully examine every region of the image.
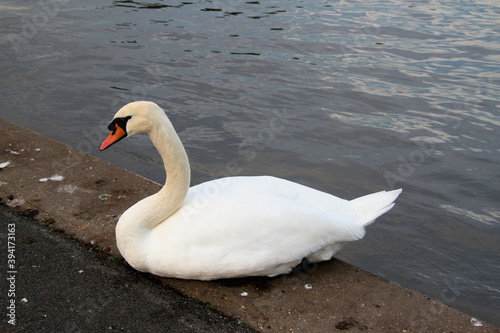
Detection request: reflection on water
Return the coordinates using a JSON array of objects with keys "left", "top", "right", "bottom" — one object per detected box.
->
[{"left": 1, "top": 0, "right": 499, "bottom": 325}]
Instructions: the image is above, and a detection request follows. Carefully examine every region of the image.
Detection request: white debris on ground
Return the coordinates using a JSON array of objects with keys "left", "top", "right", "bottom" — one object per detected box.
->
[
  {"left": 6, "top": 149, "right": 22, "bottom": 155},
  {"left": 98, "top": 194, "right": 112, "bottom": 201},
  {"left": 240, "top": 292, "right": 248, "bottom": 297},
  {"left": 39, "top": 174, "right": 65, "bottom": 182},
  {"left": 0, "top": 161, "right": 10, "bottom": 169},
  {"left": 471, "top": 317, "right": 483, "bottom": 327},
  {"left": 304, "top": 284, "right": 313, "bottom": 290}
]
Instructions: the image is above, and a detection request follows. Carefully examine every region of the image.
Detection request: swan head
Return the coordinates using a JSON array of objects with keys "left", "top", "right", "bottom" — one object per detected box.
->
[{"left": 100, "top": 101, "right": 165, "bottom": 151}]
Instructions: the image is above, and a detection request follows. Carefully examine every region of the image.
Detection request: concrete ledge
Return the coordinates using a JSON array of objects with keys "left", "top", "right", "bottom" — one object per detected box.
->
[{"left": 1, "top": 118, "right": 498, "bottom": 332}]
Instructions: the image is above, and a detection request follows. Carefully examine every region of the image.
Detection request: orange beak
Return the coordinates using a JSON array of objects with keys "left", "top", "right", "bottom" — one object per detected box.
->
[{"left": 100, "top": 123, "right": 127, "bottom": 151}]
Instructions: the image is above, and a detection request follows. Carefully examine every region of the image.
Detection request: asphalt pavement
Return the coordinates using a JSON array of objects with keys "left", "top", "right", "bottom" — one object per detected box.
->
[{"left": 0, "top": 204, "right": 254, "bottom": 332}]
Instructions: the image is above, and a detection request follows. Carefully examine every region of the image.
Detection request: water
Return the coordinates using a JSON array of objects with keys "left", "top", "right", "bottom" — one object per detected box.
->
[{"left": 1, "top": 0, "right": 499, "bottom": 326}]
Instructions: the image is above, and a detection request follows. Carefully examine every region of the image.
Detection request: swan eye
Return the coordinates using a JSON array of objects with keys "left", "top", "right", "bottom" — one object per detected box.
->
[{"left": 108, "top": 116, "right": 132, "bottom": 133}]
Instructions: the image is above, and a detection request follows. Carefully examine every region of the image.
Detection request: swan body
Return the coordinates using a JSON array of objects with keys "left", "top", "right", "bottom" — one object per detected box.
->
[{"left": 100, "top": 101, "right": 402, "bottom": 280}]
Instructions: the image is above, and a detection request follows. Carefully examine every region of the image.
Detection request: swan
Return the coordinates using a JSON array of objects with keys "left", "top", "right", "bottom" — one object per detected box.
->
[{"left": 99, "top": 101, "right": 402, "bottom": 280}]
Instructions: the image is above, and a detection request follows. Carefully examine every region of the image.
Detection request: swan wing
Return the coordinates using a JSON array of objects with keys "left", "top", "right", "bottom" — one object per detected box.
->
[{"left": 148, "top": 176, "right": 365, "bottom": 279}]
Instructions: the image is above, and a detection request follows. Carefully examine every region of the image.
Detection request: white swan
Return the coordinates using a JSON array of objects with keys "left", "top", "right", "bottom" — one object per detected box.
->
[{"left": 100, "top": 101, "right": 402, "bottom": 280}]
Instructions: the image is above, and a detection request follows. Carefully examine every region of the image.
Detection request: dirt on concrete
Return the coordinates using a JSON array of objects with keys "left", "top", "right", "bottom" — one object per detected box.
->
[{"left": 1, "top": 118, "right": 499, "bottom": 332}]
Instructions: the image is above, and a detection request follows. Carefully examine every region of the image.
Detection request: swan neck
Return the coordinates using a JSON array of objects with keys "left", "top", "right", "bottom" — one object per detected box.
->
[{"left": 148, "top": 117, "right": 190, "bottom": 225}]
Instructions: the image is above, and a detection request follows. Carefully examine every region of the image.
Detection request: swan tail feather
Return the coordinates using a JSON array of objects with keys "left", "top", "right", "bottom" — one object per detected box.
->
[{"left": 350, "top": 188, "right": 402, "bottom": 227}]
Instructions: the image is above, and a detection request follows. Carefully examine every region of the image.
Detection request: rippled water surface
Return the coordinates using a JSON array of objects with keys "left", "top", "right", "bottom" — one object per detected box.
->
[{"left": 1, "top": 0, "right": 499, "bottom": 326}]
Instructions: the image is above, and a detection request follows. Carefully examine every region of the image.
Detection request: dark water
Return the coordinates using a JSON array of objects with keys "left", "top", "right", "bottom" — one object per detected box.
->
[{"left": 1, "top": 0, "right": 499, "bottom": 326}]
